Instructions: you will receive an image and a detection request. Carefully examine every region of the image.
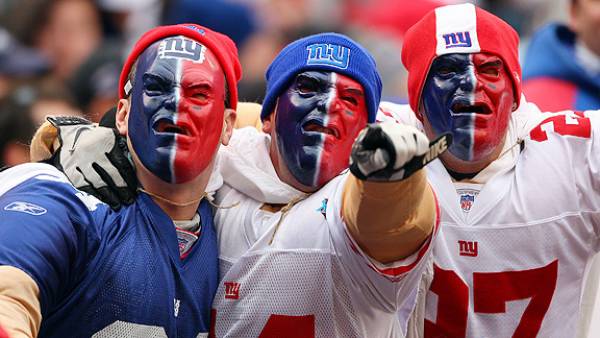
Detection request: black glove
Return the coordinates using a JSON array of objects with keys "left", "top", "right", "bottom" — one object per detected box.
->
[
  {"left": 350, "top": 122, "right": 451, "bottom": 181},
  {"left": 47, "top": 116, "right": 138, "bottom": 209}
]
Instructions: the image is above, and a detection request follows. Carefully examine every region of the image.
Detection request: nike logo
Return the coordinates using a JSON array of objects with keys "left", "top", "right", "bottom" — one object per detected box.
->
[
  {"left": 70, "top": 127, "right": 93, "bottom": 153},
  {"left": 402, "top": 133, "right": 452, "bottom": 179}
]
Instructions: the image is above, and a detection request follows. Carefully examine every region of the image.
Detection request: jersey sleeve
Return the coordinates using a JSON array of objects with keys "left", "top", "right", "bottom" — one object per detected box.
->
[
  {"left": 0, "top": 163, "right": 101, "bottom": 316},
  {"left": 581, "top": 112, "right": 600, "bottom": 252},
  {"left": 529, "top": 111, "right": 600, "bottom": 252},
  {"left": 326, "top": 173, "right": 439, "bottom": 313}
]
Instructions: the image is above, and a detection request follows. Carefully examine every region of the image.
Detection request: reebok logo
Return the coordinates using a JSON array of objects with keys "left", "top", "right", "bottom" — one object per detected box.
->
[
  {"left": 443, "top": 31, "right": 472, "bottom": 48},
  {"left": 174, "top": 298, "right": 181, "bottom": 317},
  {"left": 306, "top": 43, "right": 350, "bottom": 69},
  {"left": 184, "top": 25, "right": 205, "bottom": 35},
  {"left": 224, "top": 281, "right": 240, "bottom": 300},
  {"left": 4, "top": 201, "right": 47, "bottom": 216}
]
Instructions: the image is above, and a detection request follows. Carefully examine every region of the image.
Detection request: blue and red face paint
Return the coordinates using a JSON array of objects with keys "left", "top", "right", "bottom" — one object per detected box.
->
[
  {"left": 274, "top": 71, "right": 368, "bottom": 188},
  {"left": 128, "top": 36, "right": 226, "bottom": 184},
  {"left": 420, "top": 52, "right": 515, "bottom": 163}
]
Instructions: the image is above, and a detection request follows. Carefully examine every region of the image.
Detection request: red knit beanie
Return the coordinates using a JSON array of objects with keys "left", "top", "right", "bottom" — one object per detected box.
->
[
  {"left": 118, "top": 23, "right": 242, "bottom": 110},
  {"left": 401, "top": 3, "right": 521, "bottom": 115}
]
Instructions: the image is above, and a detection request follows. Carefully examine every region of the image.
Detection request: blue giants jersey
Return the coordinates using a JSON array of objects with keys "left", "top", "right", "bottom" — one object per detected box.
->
[{"left": 0, "top": 163, "right": 218, "bottom": 338}]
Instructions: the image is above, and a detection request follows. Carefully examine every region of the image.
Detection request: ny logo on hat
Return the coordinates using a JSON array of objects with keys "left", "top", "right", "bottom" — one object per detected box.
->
[
  {"left": 306, "top": 43, "right": 350, "bottom": 69},
  {"left": 158, "top": 37, "right": 206, "bottom": 63},
  {"left": 443, "top": 31, "right": 472, "bottom": 49}
]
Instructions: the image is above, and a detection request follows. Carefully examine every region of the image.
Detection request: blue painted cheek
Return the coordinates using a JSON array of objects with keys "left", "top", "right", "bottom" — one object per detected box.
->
[
  {"left": 275, "top": 92, "right": 324, "bottom": 187},
  {"left": 422, "top": 78, "right": 474, "bottom": 161},
  {"left": 128, "top": 52, "right": 177, "bottom": 182}
]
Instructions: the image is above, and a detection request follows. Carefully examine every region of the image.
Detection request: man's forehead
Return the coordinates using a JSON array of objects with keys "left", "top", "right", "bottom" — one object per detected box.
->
[{"left": 433, "top": 52, "right": 502, "bottom": 64}]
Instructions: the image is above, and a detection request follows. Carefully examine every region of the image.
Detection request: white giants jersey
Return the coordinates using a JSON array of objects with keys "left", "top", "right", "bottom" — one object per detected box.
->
[
  {"left": 421, "top": 110, "right": 600, "bottom": 337},
  {"left": 212, "top": 173, "right": 438, "bottom": 338}
]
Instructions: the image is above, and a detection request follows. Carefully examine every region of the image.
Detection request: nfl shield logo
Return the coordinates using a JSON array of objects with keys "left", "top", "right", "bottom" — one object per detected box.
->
[{"left": 460, "top": 194, "right": 475, "bottom": 213}]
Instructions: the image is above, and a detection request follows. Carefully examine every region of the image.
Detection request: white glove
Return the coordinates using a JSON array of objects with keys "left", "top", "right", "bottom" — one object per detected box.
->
[
  {"left": 46, "top": 116, "right": 138, "bottom": 209},
  {"left": 349, "top": 122, "right": 450, "bottom": 181}
]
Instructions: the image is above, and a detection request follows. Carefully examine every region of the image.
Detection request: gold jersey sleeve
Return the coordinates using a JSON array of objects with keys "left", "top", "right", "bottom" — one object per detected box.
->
[
  {"left": 342, "top": 170, "right": 435, "bottom": 263},
  {"left": 234, "top": 102, "right": 263, "bottom": 131},
  {"left": 0, "top": 266, "right": 41, "bottom": 338}
]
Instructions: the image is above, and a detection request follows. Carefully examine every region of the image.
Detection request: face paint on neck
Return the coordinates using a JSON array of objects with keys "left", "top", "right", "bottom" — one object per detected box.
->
[
  {"left": 421, "top": 52, "right": 514, "bottom": 162},
  {"left": 274, "top": 71, "right": 368, "bottom": 188},
  {"left": 128, "top": 36, "right": 226, "bottom": 183}
]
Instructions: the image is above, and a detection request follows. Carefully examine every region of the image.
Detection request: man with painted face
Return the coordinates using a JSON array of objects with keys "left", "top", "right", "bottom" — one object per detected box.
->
[
  {"left": 0, "top": 23, "right": 241, "bottom": 338},
  {"left": 209, "top": 32, "right": 444, "bottom": 337},
  {"left": 27, "top": 32, "right": 446, "bottom": 336},
  {"left": 394, "top": 3, "right": 600, "bottom": 337}
]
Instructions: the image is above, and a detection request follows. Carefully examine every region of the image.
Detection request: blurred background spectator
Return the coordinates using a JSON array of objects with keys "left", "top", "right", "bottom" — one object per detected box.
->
[
  {"left": 0, "top": 78, "right": 82, "bottom": 167},
  {"left": 0, "top": 93, "right": 36, "bottom": 168},
  {"left": 522, "top": 0, "right": 600, "bottom": 111}
]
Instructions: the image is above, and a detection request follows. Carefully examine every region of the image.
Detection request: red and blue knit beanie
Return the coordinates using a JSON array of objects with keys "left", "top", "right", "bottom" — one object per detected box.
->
[
  {"left": 260, "top": 32, "right": 382, "bottom": 123},
  {"left": 118, "top": 23, "right": 242, "bottom": 110},
  {"left": 402, "top": 3, "right": 522, "bottom": 115}
]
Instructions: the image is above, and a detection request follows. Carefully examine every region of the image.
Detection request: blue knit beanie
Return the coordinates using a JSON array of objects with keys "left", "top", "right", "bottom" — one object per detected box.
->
[{"left": 261, "top": 32, "right": 382, "bottom": 123}]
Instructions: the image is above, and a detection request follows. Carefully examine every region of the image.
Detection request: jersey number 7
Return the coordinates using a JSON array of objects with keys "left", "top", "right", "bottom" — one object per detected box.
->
[
  {"left": 530, "top": 112, "right": 591, "bottom": 142},
  {"left": 425, "top": 260, "right": 558, "bottom": 337}
]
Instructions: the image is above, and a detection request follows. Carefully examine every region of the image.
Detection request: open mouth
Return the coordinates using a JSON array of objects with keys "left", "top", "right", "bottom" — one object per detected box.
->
[
  {"left": 303, "top": 122, "right": 340, "bottom": 138},
  {"left": 154, "top": 119, "right": 190, "bottom": 136},
  {"left": 451, "top": 102, "right": 491, "bottom": 115}
]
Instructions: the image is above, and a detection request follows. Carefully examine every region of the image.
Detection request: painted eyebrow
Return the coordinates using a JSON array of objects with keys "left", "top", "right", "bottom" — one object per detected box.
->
[
  {"left": 297, "top": 73, "right": 323, "bottom": 82},
  {"left": 342, "top": 88, "right": 364, "bottom": 97},
  {"left": 480, "top": 59, "right": 503, "bottom": 68},
  {"left": 185, "top": 82, "right": 212, "bottom": 90},
  {"left": 143, "top": 73, "right": 172, "bottom": 84}
]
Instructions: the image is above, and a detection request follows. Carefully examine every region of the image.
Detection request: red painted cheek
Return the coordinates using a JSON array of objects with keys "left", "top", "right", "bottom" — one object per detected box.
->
[
  {"left": 317, "top": 103, "right": 368, "bottom": 186},
  {"left": 472, "top": 115, "right": 498, "bottom": 160},
  {"left": 315, "top": 73, "right": 369, "bottom": 186},
  {"left": 471, "top": 93, "right": 513, "bottom": 161},
  {"left": 172, "top": 99, "right": 225, "bottom": 183}
]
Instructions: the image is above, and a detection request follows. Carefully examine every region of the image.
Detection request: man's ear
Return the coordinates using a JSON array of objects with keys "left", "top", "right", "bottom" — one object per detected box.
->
[
  {"left": 115, "top": 99, "right": 130, "bottom": 136},
  {"left": 262, "top": 101, "right": 278, "bottom": 134},
  {"left": 261, "top": 116, "right": 273, "bottom": 134},
  {"left": 221, "top": 108, "right": 237, "bottom": 146},
  {"left": 416, "top": 103, "right": 425, "bottom": 122},
  {"left": 512, "top": 101, "right": 518, "bottom": 112}
]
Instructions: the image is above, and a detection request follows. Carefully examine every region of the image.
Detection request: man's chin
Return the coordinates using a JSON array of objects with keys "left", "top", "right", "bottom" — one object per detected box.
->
[{"left": 441, "top": 149, "right": 496, "bottom": 174}]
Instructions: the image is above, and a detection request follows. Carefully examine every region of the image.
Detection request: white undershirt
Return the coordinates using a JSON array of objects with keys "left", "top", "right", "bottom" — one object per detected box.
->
[{"left": 174, "top": 213, "right": 201, "bottom": 258}]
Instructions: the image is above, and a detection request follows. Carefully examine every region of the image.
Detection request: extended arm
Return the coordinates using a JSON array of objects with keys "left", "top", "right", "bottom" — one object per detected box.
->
[
  {"left": 343, "top": 122, "right": 448, "bottom": 263},
  {"left": 343, "top": 171, "right": 435, "bottom": 263}
]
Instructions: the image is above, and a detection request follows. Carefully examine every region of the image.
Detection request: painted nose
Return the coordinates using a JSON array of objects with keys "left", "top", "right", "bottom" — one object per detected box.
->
[
  {"left": 458, "top": 72, "right": 475, "bottom": 92},
  {"left": 164, "top": 93, "right": 177, "bottom": 111},
  {"left": 317, "top": 94, "right": 329, "bottom": 113}
]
